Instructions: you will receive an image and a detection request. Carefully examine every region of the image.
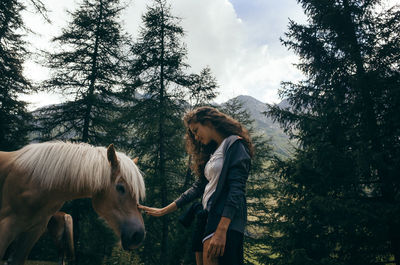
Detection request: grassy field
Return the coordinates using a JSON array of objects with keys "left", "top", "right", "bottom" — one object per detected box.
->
[{"left": 25, "top": 261, "right": 57, "bottom": 265}]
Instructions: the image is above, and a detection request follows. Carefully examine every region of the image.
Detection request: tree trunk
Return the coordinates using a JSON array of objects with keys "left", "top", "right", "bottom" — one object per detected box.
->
[
  {"left": 82, "top": 0, "right": 102, "bottom": 143},
  {"left": 76, "top": 2, "right": 103, "bottom": 263}
]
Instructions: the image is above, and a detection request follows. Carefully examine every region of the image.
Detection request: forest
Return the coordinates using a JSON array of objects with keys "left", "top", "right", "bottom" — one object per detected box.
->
[{"left": 0, "top": 0, "right": 399, "bottom": 264}]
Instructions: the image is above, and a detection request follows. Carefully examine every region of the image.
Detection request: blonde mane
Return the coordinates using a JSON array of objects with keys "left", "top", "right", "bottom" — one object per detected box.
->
[{"left": 12, "top": 142, "right": 145, "bottom": 201}]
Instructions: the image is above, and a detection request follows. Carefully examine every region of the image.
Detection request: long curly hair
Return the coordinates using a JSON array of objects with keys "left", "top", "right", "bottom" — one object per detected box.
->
[{"left": 183, "top": 106, "right": 254, "bottom": 177}]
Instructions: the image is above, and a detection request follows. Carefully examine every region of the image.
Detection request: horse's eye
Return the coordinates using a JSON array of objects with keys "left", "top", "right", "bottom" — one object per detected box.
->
[{"left": 116, "top": 184, "right": 125, "bottom": 195}]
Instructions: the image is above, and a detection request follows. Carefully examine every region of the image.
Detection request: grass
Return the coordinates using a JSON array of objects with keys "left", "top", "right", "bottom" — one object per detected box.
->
[{"left": 25, "top": 261, "right": 57, "bottom": 265}]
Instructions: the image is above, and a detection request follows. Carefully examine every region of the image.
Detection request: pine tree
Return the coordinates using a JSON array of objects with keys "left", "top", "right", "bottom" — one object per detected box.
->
[
  {"left": 187, "top": 67, "right": 218, "bottom": 108},
  {"left": 123, "top": 1, "right": 217, "bottom": 264},
  {"left": 38, "top": 0, "right": 130, "bottom": 146},
  {"left": 0, "top": 0, "right": 34, "bottom": 150},
  {"left": 266, "top": 1, "right": 400, "bottom": 264}
]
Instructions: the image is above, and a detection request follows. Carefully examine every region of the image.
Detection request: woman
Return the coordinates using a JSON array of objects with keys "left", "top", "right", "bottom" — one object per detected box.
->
[{"left": 139, "top": 106, "right": 253, "bottom": 265}]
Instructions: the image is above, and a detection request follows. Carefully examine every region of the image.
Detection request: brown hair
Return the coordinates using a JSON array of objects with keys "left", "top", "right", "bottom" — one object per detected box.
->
[{"left": 183, "top": 106, "right": 254, "bottom": 177}]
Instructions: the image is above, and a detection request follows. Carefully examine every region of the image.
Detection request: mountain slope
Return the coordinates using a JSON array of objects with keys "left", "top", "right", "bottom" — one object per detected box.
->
[{"left": 224, "top": 95, "right": 293, "bottom": 157}]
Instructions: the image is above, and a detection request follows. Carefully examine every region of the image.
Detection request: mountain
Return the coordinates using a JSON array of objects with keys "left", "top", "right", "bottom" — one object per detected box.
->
[
  {"left": 224, "top": 95, "right": 293, "bottom": 157},
  {"left": 30, "top": 94, "right": 293, "bottom": 156}
]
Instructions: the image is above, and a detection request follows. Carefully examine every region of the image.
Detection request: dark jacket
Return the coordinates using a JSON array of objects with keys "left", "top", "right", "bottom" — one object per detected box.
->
[{"left": 175, "top": 135, "right": 251, "bottom": 234}]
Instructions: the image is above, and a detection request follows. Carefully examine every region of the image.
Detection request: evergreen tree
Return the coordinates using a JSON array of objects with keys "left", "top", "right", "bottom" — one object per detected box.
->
[
  {"left": 38, "top": 0, "right": 130, "bottom": 146},
  {"left": 187, "top": 67, "right": 218, "bottom": 108},
  {"left": 123, "top": 1, "right": 217, "bottom": 264},
  {"left": 266, "top": 1, "right": 400, "bottom": 264},
  {"left": 0, "top": 0, "right": 34, "bottom": 150}
]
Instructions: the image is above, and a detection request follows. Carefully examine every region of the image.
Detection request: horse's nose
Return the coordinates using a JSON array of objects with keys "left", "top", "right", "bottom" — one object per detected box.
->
[{"left": 121, "top": 219, "right": 145, "bottom": 250}]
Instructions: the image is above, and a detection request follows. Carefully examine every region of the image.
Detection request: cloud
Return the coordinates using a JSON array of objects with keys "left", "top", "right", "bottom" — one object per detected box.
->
[
  {"left": 125, "top": 0, "right": 254, "bottom": 102},
  {"left": 169, "top": 0, "right": 304, "bottom": 103},
  {"left": 20, "top": 0, "right": 400, "bottom": 109},
  {"left": 21, "top": 0, "right": 305, "bottom": 109}
]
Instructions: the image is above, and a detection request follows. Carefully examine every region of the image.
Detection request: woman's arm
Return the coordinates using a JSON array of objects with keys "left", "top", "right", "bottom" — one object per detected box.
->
[
  {"left": 138, "top": 201, "right": 178, "bottom": 217},
  {"left": 139, "top": 174, "right": 207, "bottom": 216},
  {"left": 174, "top": 175, "right": 207, "bottom": 208},
  {"left": 222, "top": 141, "right": 251, "bottom": 220}
]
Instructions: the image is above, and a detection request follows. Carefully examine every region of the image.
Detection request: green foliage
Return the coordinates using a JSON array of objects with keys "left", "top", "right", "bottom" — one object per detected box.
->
[
  {"left": 29, "top": 232, "right": 58, "bottom": 262},
  {"left": 0, "top": 0, "right": 34, "bottom": 150},
  {"left": 266, "top": 1, "right": 400, "bottom": 264},
  {"left": 102, "top": 246, "right": 143, "bottom": 265},
  {"left": 25, "top": 261, "right": 57, "bottom": 265},
  {"left": 70, "top": 200, "right": 117, "bottom": 265}
]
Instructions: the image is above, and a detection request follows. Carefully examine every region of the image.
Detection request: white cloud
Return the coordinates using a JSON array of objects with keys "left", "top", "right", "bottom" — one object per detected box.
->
[
  {"left": 168, "top": 0, "right": 303, "bottom": 104},
  {"left": 21, "top": 0, "right": 302, "bottom": 109},
  {"left": 22, "top": 0, "right": 398, "bottom": 109},
  {"left": 124, "top": 0, "right": 257, "bottom": 103}
]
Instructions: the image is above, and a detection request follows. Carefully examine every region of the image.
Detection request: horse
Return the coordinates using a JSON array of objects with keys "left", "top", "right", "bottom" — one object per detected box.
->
[{"left": 0, "top": 142, "right": 146, "bottom": 265}]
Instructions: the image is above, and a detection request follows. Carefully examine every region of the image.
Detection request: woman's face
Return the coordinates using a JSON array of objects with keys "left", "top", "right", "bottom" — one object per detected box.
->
[{"left": 189, "top": 122, "right": 214, "bottom": 145}]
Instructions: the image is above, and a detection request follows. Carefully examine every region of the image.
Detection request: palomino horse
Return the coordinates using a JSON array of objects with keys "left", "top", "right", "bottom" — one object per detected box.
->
[{"left": 0, "top": 142, "right": 146, "bottom": 265}]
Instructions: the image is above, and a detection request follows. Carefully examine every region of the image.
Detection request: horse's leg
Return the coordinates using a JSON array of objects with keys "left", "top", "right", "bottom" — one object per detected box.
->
[
  {"left": 0, "top": 215, "right": 19, "bottom": 260},
  {"left": 8, "top": 224, "right": 47, "bottom": 265},
  {"left": 58, "top": 245, "right": 66, "bottom": 265},
  {"left": 48, "top": 212, "right": 74, "bottom": 265},
  {"left": 4, "top": 242, "right": 17, "bottom": 265},
  {"left": 58, "top": 254, "right": 65, "bottom": 265},
  {"left": 63, "top": 214, "right": 75, "bottom": 263}
]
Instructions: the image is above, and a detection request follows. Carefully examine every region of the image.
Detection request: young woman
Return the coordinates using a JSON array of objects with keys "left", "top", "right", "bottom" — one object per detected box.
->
[{"left": 139, "top": 106, "right": 253, "bottom": 265}]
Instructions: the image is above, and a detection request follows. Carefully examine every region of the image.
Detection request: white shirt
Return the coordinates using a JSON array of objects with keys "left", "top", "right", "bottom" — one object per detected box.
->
[{"left": 202, "top": 138, "right": 227, "bottom": 209}]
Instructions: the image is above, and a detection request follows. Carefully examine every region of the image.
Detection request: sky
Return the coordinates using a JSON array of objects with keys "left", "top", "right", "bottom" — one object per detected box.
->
[{"left": 20, "top": 0, "right": 399, "bottom": 110}]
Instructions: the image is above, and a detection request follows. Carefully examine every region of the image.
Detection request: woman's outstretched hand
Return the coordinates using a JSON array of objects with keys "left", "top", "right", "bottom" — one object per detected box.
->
[
  {"left": 138, "top": 202, "right": 177, "bottom": 217},
  {"left": 138, "top": 205, "right": 165, "bottom": 217}
]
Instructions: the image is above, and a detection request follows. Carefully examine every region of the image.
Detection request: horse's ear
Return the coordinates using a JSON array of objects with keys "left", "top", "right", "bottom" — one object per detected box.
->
[
  {"left": 133, "top": 157, "right": 139, "bottom": 164},
  {"left": 107, "top": 144, "right": 119, "bottom": 169}
]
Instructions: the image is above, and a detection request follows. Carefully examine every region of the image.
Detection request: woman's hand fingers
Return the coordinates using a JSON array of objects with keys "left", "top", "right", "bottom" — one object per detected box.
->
[
  {"left": 207, "top": 234, "right": 226, "bottom": 259},
  {"left": 217, "top": 244, "right": 225, "bottom": 257},
  {"left": 207, "top": 242, "right": 214, "bottom": 258},
  {"left": 220, "top": 242, "right": 225, "bottom": 257},
  {"left": 207, "top": 237, "right": 225, "bottom": 258},
  {"left": 207, "top": 243, "right": 222, "bottom": 258}
]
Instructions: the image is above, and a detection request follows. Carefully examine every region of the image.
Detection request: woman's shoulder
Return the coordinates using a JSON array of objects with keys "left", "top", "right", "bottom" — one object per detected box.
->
[
  {"left": 223, "top": 135, "right": 250, "bottom": 159},
  {"left": 223, "top": 135, "right": 242, "bottom": 149}
]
